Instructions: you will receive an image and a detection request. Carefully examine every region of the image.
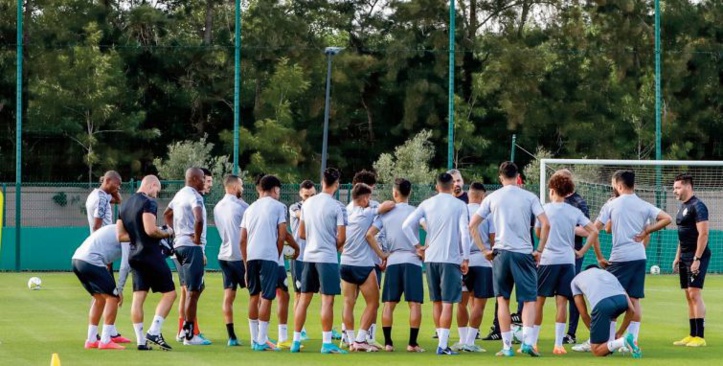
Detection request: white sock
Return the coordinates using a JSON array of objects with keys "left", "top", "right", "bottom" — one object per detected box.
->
[
  {"left": 87, "top": 325, "right": 99, "bottom": 343},
  {"left": 346, "top": 330, "right": 355, "bottom": 343},
  {"left": 356, "top": 329, "right": 368, "bottom": 343},
  {"left": 607, "top": 337, "right": 626, "bottom": 352},
  {"left": 458, "top": 326, "right": 469, "bottom": 344},
  {"left": 322, "top": 331, "right": 332, "bottom": 344},
  {"left": 107, "top": 324, "right": 117, "bottom": 336},
  {"left": 627, "top": 321, "right": 641, "bottom": 342},
  {"left": 522, "top": 326, "right": 533, "bottom": 346},
  {"left": 278, "top": 324, "right": 288, "bottom": 343},
  {"left": 609, "top": 321, "right": 617, "bottom": 341},
  {"left": 554, "top": 323, "right": 566, "bottom": 347},
  {"left": 501, "top": 331, "right": 513, "bottom": 350},
  {"left": 438, "top": 328, "right": 450, "bottom": 349},
  {"left": 258, "top": 321, "right": 269, "bottom": 344},
  {"left": 133, "top": 323, "right": 144, "bottom": 346},
  {"left": 248, "top": 319, "right": 259, "bottom": 344},
  {"left": 293, "top": 331, "right": 302, "bottom": 342},
  {"left": 100, "top": 324, "right": 113, "bottom": 344},
  {"left": 341, "top": 322, "right": 346, "bottom": 332},
  {"left": 147, "top": 315, "right": 164, "bottom": 336},
  {"left": 369, "top": 323, "right": 377, "bottom": 341},
  {"left": 466, "top": 328, "right": 478, "bottom": 345}
]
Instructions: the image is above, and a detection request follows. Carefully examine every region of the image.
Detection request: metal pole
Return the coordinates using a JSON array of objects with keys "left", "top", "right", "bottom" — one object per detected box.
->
[
  {"left": 320, "top": 53, "right": 333, "bottom": 181},
  {"left": 510, "top": 134, "right": 517, "bottom": 162},
  {"left": 654, "top": 0, "right": 661, "bottom": 163},
  {"left": 233, "top": 0, "right": 241, "bottom": 175},
  {"left": 447, "top": 0, "right": 455, "bottom": 170},
  {"left": 15, "top": 0, "right": 23, "bottom": 271}
]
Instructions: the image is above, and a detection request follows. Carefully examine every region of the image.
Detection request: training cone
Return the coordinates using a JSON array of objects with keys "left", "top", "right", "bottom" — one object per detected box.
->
[{"left": 50, "top": 353, "right": 61, "bottom": 366}]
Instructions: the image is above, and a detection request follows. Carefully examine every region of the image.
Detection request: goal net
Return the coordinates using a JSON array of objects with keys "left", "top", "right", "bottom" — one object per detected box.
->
[{"left": 539, "top": 159, "right": 723, "bottom": 274}]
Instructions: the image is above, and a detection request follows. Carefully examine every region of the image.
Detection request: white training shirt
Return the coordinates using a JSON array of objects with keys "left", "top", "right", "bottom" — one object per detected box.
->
[
  {"left": 169, "top": 186, "right": 205, "bottom": 248},
  {"left": 468, "top": 203, "right": 495, "bottom": 268},
  {"left": 340, "top": 202, "right": 378, "bottom": 267},
  {"left": 241, "top": 196, "right": 287, "bottom": 262},
  {"left": 214, "top": 194, "right": 249, "bottom": 261},
  {"left": 86, "top": 188, "right": 113, "bottom": 232},
  {"left": 289, "top": 201, "right": 306, "bottom": 261},
  {"left": 571, "top": 268, "right": 627, "bottom": 310},
  {"left": 475, "top": 185, "right": 544, "bottom": 254},
  {"left": 596, "top": 193, "right": 662, "bottom": 262},
  {"left": 374, "top": 203, "right": 421, "bottom": 267},
  {"left": 402, "top": 192, "right": 471, "bottom": 264},
  {"left": 72, "top": 225, "right": 131, "bottom": 291},
  {"left": 300, "top": 192, "right": 347, "bottom": 264},
  {"left": 536, "top": 202, "right": 590, "bottom": 265}
]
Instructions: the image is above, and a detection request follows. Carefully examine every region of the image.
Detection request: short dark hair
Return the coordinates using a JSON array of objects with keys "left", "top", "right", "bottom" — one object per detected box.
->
[
  {"left": 259, "top": 175, "right": 281, "bottom": 191},
  {"left": 469, "top": 182, "right": 486, "bottom": 193},
  {"left": 612, "top": 170, "right": 635, "bottom": 189},
  {"left": 499, "top": 161, "right": 518, "bottom": 179},
  {"left": 394, "top": 178, "right": 412, "bottom": 197},
  {"left": 299, "top": 180, "right": 315, "bottom": 190},
  {"left": 549, "top": 173, "right": 575, "bottom": 197},
  {"left": 352, "top": 183, "right": 373, "bottom": 199},
  {"left": 201, "top": 168, "right": 212, "bottom": 177},
  {"left": 223, "top": 174, "right": 240, "bottom": 187},
  {"left": 674, "top": 173, "right": 694, "bottom": 188},
  {"left": 437, "top": 173, "right": 454, "bottom": 190},
  {"left": 323, "top": 168, "right": 341, "bottom": 187},
  {"left": 254, "top": 173, "right": 266, "bottom": 187},
  {"left": 352, "top": 170, "right": 377, "bottom": 186}
]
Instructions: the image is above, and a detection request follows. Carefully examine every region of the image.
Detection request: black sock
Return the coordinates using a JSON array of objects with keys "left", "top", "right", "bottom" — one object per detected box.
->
[
  {"left": 226, "top": 323, "right": 237, "bottom": 340},
  {"left": 409, "top": 327, "right": 419, "bottom": 347},
  {"left": 689, "top": 319, "right": 696, "bottom": 337},
  {"left": 696, "top": 318, "right": 705, "bottom": 338},
  {"left": 383, "top": 326, "right": 393, "bottom": 346}
]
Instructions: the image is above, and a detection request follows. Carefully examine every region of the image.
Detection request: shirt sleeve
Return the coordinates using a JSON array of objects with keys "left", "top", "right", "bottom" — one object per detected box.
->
[
  {"left": 143, "top": 199, "right": 158, "bottom": 216},
  {"left": 277, "top": 203, "right": 287, "bottom": 225},
  {"left": 570, "top": 278, "right": 582, "bottom": 296},
  {"left": 487, "top": 217, "right": 496, "bottom": 234},
  {"left": 94, "top": 193, "right": 109, "bottom": 219},
  {"left": 190, "top": 192, "right": 204, "bottom": 209},
  {"left": 335, "top": 203, "right": 346, "bottom": 227},
  {"left": 531, "top": 195, "right": 545, "bottom": 217},
  {"left": 577, "top": 208, "right": 591, "bottom": 227},
  {"left": 476, "top": 197, "right": 491, "bottom": 220},
  {"left": 597, "top": 201, "right": 611, "bottom": 224},
  {"left": 646, "top": 202, "right": 662, "bottom": 223},
  {"left": 459, "top": 206, "right": 471, "bottom": 260},
  {"left": 694, "top": 201, "right": 709, "bottom": 222},
  {"left": 240, "top": 211, "right": 248, "bottom": 229},
  {"left": 403, "top": 205, "right": 425, "bottom": 245},
  {"left": 372, "top": 216, "right": 384, "bottom": 230},
  {"left": 117, "top": 242, "right": 131, "bottom": 293}
]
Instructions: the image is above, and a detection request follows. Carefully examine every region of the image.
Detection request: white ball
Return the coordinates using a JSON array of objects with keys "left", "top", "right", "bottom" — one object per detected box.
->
[
  {"left": 28, "top": 277, "right": 42, "bottom": 290},
  {"left": 650, "top": 265, "right": 661, "bottom": 275},
  {"left": 283, "top": 245, "right": 296, "bottom": 258}
]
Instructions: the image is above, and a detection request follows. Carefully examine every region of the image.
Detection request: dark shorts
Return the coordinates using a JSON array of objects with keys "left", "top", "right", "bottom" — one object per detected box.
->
[
  {"left": 426, "top": 262, "right": 462, "bottom": 303},
  {"left": 174, "top": 246, "right": 205, "bottom": 292},
  {"left": 590, "top": 295, "right": 628, "bottom": 344},
  {"left": 171, "top": 256, "right": 185, "bottom": 286},
  {"left": 607, "top": 259, "right": 646, "bottom": 299},
  {"left": 277, "top": 266, "right": 289, "bottom": 292},
  {"left": 492, "top": 250, "right": 538, "bottom": 302},
  {"left": 72, "top": 259, "right": 119, "bottom": 297},
  {"left": 679, "top": 253, "right": 710, "bottom": 289},
  {"left": 246, "top": 260, "right": 279, "bottom": 300},
  {"left": 129, "top": 257, "right": 175, "bottom": 293},
  {"left": 383, "top": 263, "right": 424, "bottom": 303},
  {"left": 340, "top": 265, "right": 375, "bottom": 286},
  {"left": 537, "top": 264, "right": 575, "bottom": 299},
  {"left": 290, "top": 260, "right": 304, "bottom": 293},
  {"left": 375, "top": 265, "right": 383, "bottom": 288},
  {"left": 301, "top": 262, "right": 341, "bottom": 295},
  {"left": 463, "top": 266, "right": 494, "bottom": 299},
  {"left": 219, "top": 260, "right": 246, "bottom": 290}
]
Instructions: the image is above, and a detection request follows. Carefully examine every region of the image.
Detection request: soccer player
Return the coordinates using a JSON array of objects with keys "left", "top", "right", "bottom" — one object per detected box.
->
[
  {"left": 366, "top": 178, "right": 425, "bottom": 353},
  {"left": 240, "top": 174, "right": 288, "bottom": 351},
  {"left": 469, "top": 161, "right": 550, "bottom": 357},
  {"left": 117, "top": 175, "right": 176, "bottom": 351},
  {"left": 72, "top": 224, "right": 131, "bottom": 350},
  {"left": 592, "top": 170, "right": 672, "bottom": 345},
  {"left": 291, "top": 168, "right": 347, "bottom": 354},
  {"left": 571, "top": 266, "right": 641, "bottom": 358},
  {"left": 403, "top": 172, "right": 471, "bottom": 355},
  {"left": 288, "top": 180, "right": 316, "bottom": 341},
  {"left": 447, "top": 169, "right": 468, "bottom": 203},
  {"left": 532, "top": 173, "right": 599, "bottom": 354},
  {"left": 213, "top": 174, "right": 249, "bottom": 346},
  {"left": 163, "top": 168, "right": 207, "bottom": 346},
  {"left": 86, "top": 170, "right": 123, "bottom": 233},
  {"left": 672, "top": 173, "right": 710, "bottom": 347},
  {"left": 340, "top": 183, "right": 394, "bottom": 352},
  {"left": 452, "top": 182, "right": 494, "bottom": 353}
]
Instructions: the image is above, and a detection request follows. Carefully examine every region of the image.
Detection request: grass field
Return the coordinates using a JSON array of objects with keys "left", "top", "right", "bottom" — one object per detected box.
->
[{"left": 0, "top": 272, "right": 719, "bottom": 365}]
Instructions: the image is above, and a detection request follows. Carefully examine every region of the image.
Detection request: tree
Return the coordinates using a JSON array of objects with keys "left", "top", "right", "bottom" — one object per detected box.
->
[
  {"left": 373, "top": 129, "right": 436, "bottom": 184},
  {"left": 153, "top": 134, "right": 234, "bottom": 180}
]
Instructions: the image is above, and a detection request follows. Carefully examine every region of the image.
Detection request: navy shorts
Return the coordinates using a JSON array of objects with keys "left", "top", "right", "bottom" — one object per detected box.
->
[
  {"left": 463, "top": 266, "right": 494, "bottom": 299},
  {"left": 607, "top": 259, "right": 646, "bottom": 298},
  {"left": 73, "top": 259, "right": 119, "bottom": 297},
  {"left": 129, "top": 257, "right": 175, "bottom": 293},
  {"left": 301, "top": 262, "right": 341, "bottom": 296},
  {"left": 340, "top": 265, "right": 375, "bottom": 286},
  {"left": 679, "top": 252, "right": 710, "bottom": 289},
  {"left": 277, "top": 266, "right": 289, "bottom": 292},
  {"left": 590, "top": 295, "right": 628, "bottom": 344},
  {"left": 171, "top": 256, "right": 185, "bottom": 286},
  {"left": 537, "top": 264, "right": 575, "bottom": 299},
  {"left": 174, "top": 246, "right": 205, "bottom": 292},
  {"left": 375, "top": 265, "right": 383, "bottom": 288},
  {"left": 246, "top": 260, "right": 279, "bottom": 300},
  {"left": 219, "top": 260, "right": 246, "bottom": 290},
  {"left": 383, "top": 263, "right": 424, "bottom": 303},
  {"left": 492, "top": 250, "right": 537, "bottom": 302},
  {"left": 426, "top": 262, "right": 462, "bottom": 303},
  {"left": 290, "top": 260, "right": 304, "bottom": 293}
]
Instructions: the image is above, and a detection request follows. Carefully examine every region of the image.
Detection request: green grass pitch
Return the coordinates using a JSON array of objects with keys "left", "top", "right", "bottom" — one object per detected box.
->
[{"left": 0, "top": 272, "right": 719, "bottom": 365}]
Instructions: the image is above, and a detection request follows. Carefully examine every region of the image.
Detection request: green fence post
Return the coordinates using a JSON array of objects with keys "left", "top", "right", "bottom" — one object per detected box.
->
[{"left": 1, "top": 183, "right": 6, "bottom": 227}]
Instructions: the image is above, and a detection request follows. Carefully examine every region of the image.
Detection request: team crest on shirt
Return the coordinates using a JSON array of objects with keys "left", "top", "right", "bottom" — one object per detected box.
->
[{"left": 682, "top": 208, "right": 688, "bottom": 216}]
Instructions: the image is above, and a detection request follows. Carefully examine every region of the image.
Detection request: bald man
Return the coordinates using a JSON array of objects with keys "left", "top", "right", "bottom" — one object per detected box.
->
[{"left": 117, "top": 175, "right": 176, "bottom": 351}]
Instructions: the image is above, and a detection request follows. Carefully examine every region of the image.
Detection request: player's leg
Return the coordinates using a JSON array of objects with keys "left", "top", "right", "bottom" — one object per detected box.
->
[
  {"left": 246, "top": 260, "right": 261, "bottom": 347},
  {"left": 466, "top": 296, "right": 486, "bottom": 351},
  {"left": 454, "top": 290, "right": 470, "bottom": 351},
  {"left": 291, "top": 262, "right": 318, "bottom": 352},
  {"left": 685, "top": 253, "right": 709, "bottom": 347},
  {"left": 566, "top": 256, "right": 584, "bottom": 343},
  {"left": 354, "top": 269, "right": 380, "bottom": 351},
  {"left": 340, "top": 266, "right": 358, "bottom": 348},
  {"left": 552, "top": 295, "right": 568, "bottom": 354},
  {"left": 590, "top": 296, "right": 639, "bottom": 357},
  {"left": 87, "top": 294, "right": 105, "bottom": 347},
  {"left": 512, "top": 252, "right": 540, "bottom": 356},
  {"left": 254, "top": 261, "right": 278, "bottom": 350},
  {"left": 142, "top": 258, "right": 177, "bottom": 351},
  {"left": 436, "top": 263, "right": 462, "bottom": 354},
  {"left": 467, "top": 266, "right": 493, "bottom": 350},
  {"left": 220, "top": 260, "right": 242, "bottom": 345},
  {"left": 98, "top": 294, "right": 125, "bottom": 350},
  {"left": 319, "top": 262, "right": 345, "bottom": 354},
  {"left": 405, "top": 263, "right": 425, "bottom": 352},
  {"left": 276, "top": 266, "right": 291, "bottom": 348},
  {"left": 179, "top": 247, "right": 203, "bottom": 341},
  {"left": 492, "top": 251, "right": 516, "bottom": 356},
  {"left": 131, "top": 290, "right": 148, "bottom": 348},
  {"left": 171, "top": 256, "right": 186, "bottom": 341}
]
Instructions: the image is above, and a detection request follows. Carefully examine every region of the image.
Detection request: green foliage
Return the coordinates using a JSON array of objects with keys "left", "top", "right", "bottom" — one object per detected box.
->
[
  {"left": 522, "top": 146, "right": 553, "bottom": 186},
  {"left": 153, "top": 134, "right": 233, "bottom": 180},
  {"left": 374, "top": 130, "right": 436, "bottom": 184}
]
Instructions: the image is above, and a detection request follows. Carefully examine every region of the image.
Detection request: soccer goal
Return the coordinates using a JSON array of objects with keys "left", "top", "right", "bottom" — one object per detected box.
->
[{"left": 539, "top": 159, "right": 723, "bottom": 274}]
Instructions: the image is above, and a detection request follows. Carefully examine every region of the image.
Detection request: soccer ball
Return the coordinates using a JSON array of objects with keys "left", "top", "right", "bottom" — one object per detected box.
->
[
  {"left": 512, "top": 324, "right": 524, "bottom": 343},
  {"left": 27, "top": 277, "right": 42, "bottom": 290},
  {"left": 283, "top": 245, "right": 296, "bottom": 258},
  {"left": 650, "top": 265, "right": 661, "bottom": 275}
]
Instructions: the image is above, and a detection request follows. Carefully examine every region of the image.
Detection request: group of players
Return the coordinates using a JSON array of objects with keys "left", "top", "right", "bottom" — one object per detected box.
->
[{"left": 70, "top": 161, "right": 711, "bottom": 357}]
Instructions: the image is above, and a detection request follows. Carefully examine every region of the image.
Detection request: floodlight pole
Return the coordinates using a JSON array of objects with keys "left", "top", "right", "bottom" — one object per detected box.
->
[
  {"left": 320, "top": 47, "right": 343, "bottom": 181},
  {"left": 447, "top": 0, "right": 455, "bottom": 170},
  {"left": 15, "top": 0, "right": 23, "bottom": 271},
  {"left": 233, "top": 0, "right": 241, "bottom": 175}
]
